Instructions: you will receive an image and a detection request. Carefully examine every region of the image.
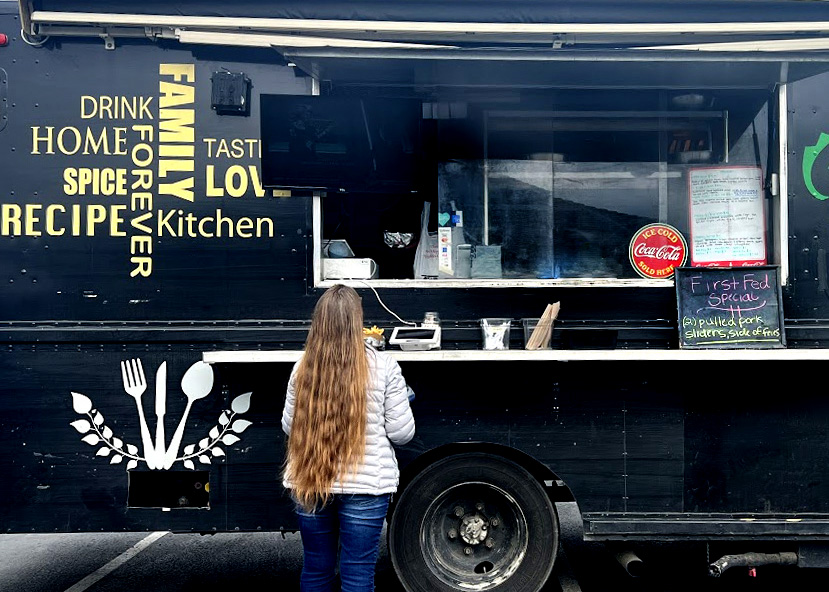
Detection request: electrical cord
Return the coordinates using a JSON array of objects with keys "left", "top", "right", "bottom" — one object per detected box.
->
[
  {"left": 21, "top": 28, "right": 49, "bottom": 47},
  {"left": 354, "top": 279, "right": 417, "bottom": 326}
]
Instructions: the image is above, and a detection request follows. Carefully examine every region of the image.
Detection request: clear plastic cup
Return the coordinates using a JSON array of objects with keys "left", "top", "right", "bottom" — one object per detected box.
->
[
  {"left": 480, "top": 318, "right": 512, "bottom": 350},
  {"left": 522, "top": 318, "right": 553, "bottom": 350}
]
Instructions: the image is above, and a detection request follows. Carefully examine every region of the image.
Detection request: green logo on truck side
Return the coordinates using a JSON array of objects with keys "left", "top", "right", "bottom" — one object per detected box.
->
[{"left": 804, "top": 132, "right": 829, "bottom": 201}]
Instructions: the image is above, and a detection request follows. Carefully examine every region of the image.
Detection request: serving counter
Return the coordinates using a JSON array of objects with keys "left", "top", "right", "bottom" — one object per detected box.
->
[{"left": 203, "top": 348, "right": 829, "bottom": 364}]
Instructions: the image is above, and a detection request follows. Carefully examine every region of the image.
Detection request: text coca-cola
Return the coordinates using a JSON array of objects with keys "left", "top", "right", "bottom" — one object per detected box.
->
[{"left": 633, "top": 243, "right": 683, "bottom": 261}]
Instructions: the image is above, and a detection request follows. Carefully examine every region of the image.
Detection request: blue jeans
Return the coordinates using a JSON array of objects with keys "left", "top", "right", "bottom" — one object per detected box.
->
[{"left": 296, "top": 493, "right": 391, "bottom": 592}]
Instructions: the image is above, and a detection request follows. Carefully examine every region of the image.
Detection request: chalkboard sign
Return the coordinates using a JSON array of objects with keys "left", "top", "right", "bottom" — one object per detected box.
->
[{"left": 675, "top": 266, "right": 785, "bottom": 349}]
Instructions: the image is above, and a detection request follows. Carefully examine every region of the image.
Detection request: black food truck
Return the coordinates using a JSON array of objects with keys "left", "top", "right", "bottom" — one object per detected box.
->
[{"left": 4, "top": 1, "right": 829, "bottom": 590}]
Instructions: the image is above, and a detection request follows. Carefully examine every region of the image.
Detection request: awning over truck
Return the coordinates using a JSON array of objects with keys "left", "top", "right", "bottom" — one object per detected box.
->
[
  {"left": 22, "top": 0, "right": 829, "bottom": 88},
  {"left": 26, "top": 0, "right": 829, "bottom": 30}
]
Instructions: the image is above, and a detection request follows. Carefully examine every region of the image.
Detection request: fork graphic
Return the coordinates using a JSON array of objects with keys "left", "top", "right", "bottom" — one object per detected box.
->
[{"left": 120, "top": 359, "right": 157, "bottom": 469}]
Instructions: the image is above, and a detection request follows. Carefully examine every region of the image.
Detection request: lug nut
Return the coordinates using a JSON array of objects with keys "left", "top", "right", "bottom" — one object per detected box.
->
[
  {"left": 464, "top": 547, "right": 473, "bottom": 555},
  {"left": 490, "top": 518, "right": 499, "bottom": 527},
  {"left": 448, "top": 529, "right": 457, "bottom": 540},
  {"left": 485, "top": 539, "right": 494, "bottom": 549},
  {"left": 475, "top": 502, "right": 484, "bottom": 511},
  {"left": 454, "top": 506, "right": 465, "bottom": 517}
]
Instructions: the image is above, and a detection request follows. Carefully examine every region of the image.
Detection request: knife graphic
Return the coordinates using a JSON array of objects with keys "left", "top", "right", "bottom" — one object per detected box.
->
[{"left": 154, "top": 361, "right": 167, "bottom": 470}]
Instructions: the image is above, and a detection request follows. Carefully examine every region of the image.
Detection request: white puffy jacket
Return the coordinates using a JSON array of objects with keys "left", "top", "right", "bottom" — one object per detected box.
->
[{"left": 281, "top": 346, "right": 416, "bottom": 495}]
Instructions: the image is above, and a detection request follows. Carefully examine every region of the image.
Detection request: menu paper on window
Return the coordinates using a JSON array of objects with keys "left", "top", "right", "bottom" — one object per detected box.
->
[{"left": 688, "top": 166, "right": 767, "bottom": 267}]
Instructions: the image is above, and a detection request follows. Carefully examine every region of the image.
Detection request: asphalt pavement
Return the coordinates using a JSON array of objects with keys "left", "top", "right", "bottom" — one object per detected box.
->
[
  {"left": 0, "top": 528, "right": 413, "bottom": 592},
  {"left": 0, "top": 526, "right": 822, "bottom": 592}
]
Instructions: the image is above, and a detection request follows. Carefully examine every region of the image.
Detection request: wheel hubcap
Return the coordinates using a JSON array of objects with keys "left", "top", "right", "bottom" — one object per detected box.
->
[
  {"left": 421, "top": 481, "right": 528, "bottom": 590},
  {"left": 460, "top": 513, "right": 488, "bottom": 545}
]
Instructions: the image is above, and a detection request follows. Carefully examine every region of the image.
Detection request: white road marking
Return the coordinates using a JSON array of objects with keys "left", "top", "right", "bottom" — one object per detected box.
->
[{"left": 63, "top": 531, "right": 168, "bottom": 592}]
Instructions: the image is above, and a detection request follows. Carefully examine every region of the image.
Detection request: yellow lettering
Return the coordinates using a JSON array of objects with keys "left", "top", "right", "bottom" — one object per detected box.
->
[
  {"left": 198, "top": 217, "right": 214, "bottom": 238},
  {"left": 57, "top": 127, "right": 82, "bottom": 155},
  {"left": 80, "top": 96, "right": 96, "bottom": 119},
  {"left": 46, "top": 204, "right": 65, "bottom": 236},
  {"left": 249, "top": 165, "right": 265, "bottom": 197},
  {"left": 133, "top": 124, "right": 154, "bottom": 142},
  {"left": 158, "top": 177, "right": 194, "bottom": 202},
  {"left": 110, "top": 205, "right": 126, "bottom": 236},
  {"left": 130, "top": 257, "right": 152, "bottom": 278},
  {"left": 216, "top": 139, "right": 231, "bottom": 159},
  {"left": 139, "top": 97, "right": 153, "bottom": 119},
  {"left": 230, "top": 138, "right": 245, "bottom": 159},
  {"left": 2, "top": 204, "right": 22, "bottom": 235},
  {"left": 120, "top": 98, "right": 136, "bottom": 119},
  {"left": 256, "top": 217, "right": 274, "bottom": 237},
  {"left": 131, "top": 192, "right": 153, "bottom": 210},
  {"left": 86, "top": 205, "right": 107, "bottom": 235},
  {"left": 157, "top": 209, "right": 177, "bottom": 236},
  {"left": 71, "top": 204, "right": 80, "bottom": 236},
  {"left": 31, "top": 126, "right": 55, "bottom": 155},
  {"left": 130, "top": 235, "right": 152, "bottom": 254},
  {"left": 99, "top": 96, "right": 113, "bottom": 119},
  {"left": 159, "top": 158, "right": 195, "bottom": 178},
  {"left": 81, "top": 96, "right": 155, "bottom": 120},
  {"left": 226, "top": 165, "right": 248, "bottom": 197},
  {"left": 131, "top": 169, "right": 153, "bottom": 190},
  {"left": 61, "top": 168, "right": 127, "bottom": 196},
  {"left": 158, "top": 84, "right": 195, "bottom": 111},
  {"left": 205, "top": 165, "right": 223, "bottom": 197},
  {"left": 237, "top": 217, "right": 253, "bottom": 238},
  {"left": 159, "top": 64, "right": 195, "bottom": 82},
  {"left": 216, "top": 209, "right": 234, "bottom": 237},
  {"left": 113, "top": 127, "right": 128, "bottom": 155},
  {"left": 24, "top": 204, "right": 42, "bottom": 236},
  {"left": 158, "top": 107, "right": 194, "bottom": 142},
  {"left": 130, "top": 211, "right": 153, "bottom": 234},
  {"left": 132, "top": 144, "right": 153, "bottom": 168},
  {"left": 63, "top": 168, "right": 79, "bottom": 195},
  {"left": 159, "top": 144, "right": 195, "bottom": 158},
  {"left": 83, "top": 128, "right": 109, "bottom": 155}
]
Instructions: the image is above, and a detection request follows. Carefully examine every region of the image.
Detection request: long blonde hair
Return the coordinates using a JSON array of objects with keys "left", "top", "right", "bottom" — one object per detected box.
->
[{"left": 286, "top": 284, "right": 369, "bottom": 511}]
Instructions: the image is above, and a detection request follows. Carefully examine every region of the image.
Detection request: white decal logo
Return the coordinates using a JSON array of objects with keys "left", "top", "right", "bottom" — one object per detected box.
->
[{"left": 69, "top": 358, "right": 252, "bottom": 470}]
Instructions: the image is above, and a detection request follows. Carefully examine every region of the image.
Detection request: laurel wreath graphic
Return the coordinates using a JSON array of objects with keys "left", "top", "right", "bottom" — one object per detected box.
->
[{"left": 70, "top": 391, "right": 253, "bottom": 470}]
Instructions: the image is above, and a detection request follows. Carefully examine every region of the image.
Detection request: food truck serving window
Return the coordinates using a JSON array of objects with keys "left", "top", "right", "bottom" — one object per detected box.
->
[{"left": 262, "top": 84, "right": 781, "bottom": 288}]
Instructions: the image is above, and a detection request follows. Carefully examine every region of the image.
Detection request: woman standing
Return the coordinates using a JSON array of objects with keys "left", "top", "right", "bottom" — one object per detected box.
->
[{"left": 282, "top": 284, "right": 416, "bottom": 592}]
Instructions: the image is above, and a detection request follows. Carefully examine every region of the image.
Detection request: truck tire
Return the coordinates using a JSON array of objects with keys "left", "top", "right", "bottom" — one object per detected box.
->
[{"left": 389, "top": 452, "right": 558, "bottom": 592}]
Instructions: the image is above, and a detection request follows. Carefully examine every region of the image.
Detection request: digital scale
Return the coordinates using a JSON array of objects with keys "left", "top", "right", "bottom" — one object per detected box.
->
[{"left": 389, "top": 326, "right": 442, "bottom": 351}]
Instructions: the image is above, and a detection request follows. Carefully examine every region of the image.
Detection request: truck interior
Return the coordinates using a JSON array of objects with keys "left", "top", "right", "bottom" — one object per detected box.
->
[
  {"left": 280, "top": 85, "right": 775, "bottom": 284},
  {"left": 261, "top": 61, "right": 793, "bottom": 288}
]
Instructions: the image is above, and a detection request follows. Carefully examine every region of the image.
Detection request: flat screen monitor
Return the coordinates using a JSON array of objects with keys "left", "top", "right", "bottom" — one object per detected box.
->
[{"left": 260, "top": 95, "right": 422, "bottom": 193}]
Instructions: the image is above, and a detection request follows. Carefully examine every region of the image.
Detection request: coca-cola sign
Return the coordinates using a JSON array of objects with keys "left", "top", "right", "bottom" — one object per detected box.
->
[{"left": 629, "top": 223, "right": 687, "bottom": 279}]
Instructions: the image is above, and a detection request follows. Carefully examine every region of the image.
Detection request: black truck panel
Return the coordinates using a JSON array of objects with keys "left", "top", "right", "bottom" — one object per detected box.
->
[{"left": 3, "top": 1, "right": 829, "bottom": 552}]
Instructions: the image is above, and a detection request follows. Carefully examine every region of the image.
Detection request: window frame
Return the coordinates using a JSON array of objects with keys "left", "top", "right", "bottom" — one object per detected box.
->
[{"left": 312, "top": 87, "right": 790, "bottom": 289}]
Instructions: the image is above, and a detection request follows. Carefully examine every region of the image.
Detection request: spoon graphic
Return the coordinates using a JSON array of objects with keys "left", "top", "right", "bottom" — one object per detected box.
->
[{"left": 163, "top": 361, "right": 214, "bottom": 470}]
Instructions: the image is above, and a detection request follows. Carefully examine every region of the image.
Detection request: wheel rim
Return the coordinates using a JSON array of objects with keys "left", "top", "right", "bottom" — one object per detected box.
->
[{"left": 420, "top": 481, "right": 529, "bottom": 590}]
